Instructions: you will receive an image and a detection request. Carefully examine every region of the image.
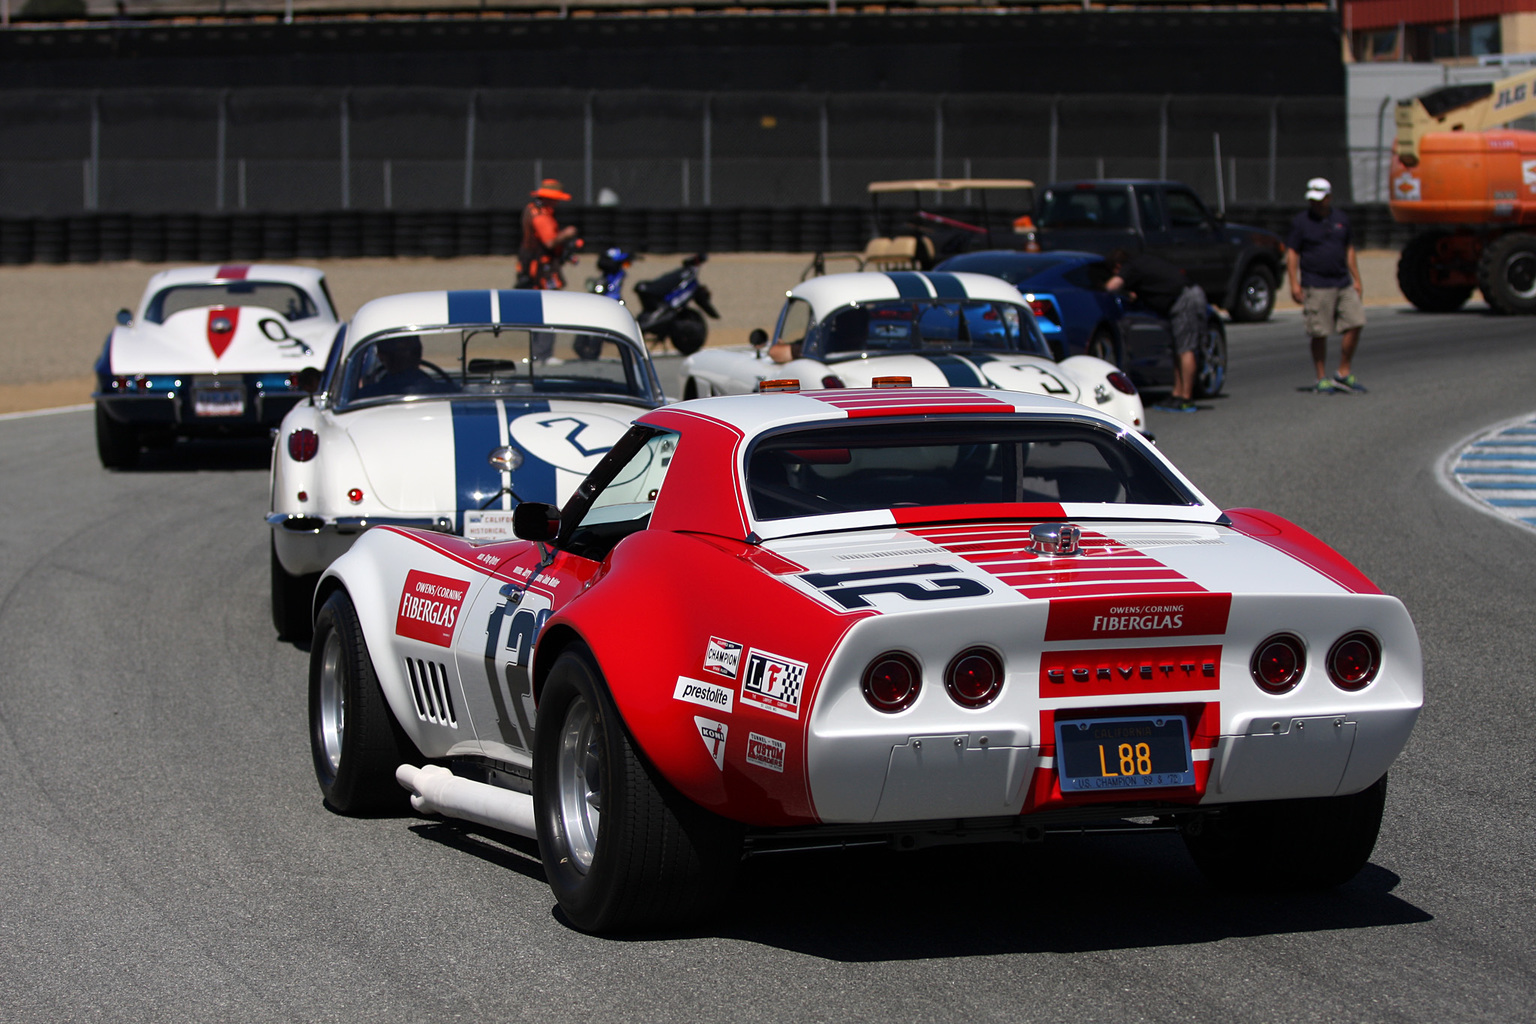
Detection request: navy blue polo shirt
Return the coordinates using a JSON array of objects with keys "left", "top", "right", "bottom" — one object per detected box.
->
[{"left": 1287, "top": 208, "right": 1354, "bottom": 288}]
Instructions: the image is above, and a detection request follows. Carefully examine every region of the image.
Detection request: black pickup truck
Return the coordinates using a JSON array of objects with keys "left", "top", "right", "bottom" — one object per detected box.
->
[{"left": 1035, "top": 180, "right": 1285, "bottom": 322}]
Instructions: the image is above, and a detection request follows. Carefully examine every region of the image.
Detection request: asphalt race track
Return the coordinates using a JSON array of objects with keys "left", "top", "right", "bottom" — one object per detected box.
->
[{"left": 2, "top": 307, "right": 1533, "bottom": 1023}]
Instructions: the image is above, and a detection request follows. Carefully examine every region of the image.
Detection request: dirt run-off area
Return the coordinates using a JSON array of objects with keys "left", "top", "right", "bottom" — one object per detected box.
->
[{"left": 0, "top": 249, "right": 1405, "bottom": 416}]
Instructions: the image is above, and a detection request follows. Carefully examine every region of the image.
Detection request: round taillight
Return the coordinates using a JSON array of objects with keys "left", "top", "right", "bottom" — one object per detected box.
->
[
  {"left": 1107, "top": 371, "right": 1137, "bottom": 395},
  {"left": 945, "top": 646, "right": 1005, "bottom": 709},
  {"left": 346, "top": 488, "right": 364, "bottom": 504},
  {"left": 287, "top": 428, "right": 319, "bottom": 462},
  {"left": 1251, "top": 633, "right": 1306, "bottom": 694},
  {"left": 820, "top": 375, "right": 846, "bottom": 389},
  {"left": 1327, "top": 631, "right": 1381, "bottom": 691},
  {"left": 863, "top": 652, "right": 921, "bottom": 713}
]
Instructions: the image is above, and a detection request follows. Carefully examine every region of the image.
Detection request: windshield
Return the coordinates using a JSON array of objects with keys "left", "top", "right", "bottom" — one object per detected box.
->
[
  {"left": 1038, "top": 188, "right": 1132, "bottom": 230},
  {"left": 811, "top": 300, "right": 1050, "bottom": 360},
  {"left": 746, "top": 420, "right": 1195, "bottom": 521},
  {"left": 146, "top": 283, "right": 320, "bottom": 324},
  {"left": 335, "top": 326, "right": 657, "bottom": 410}
]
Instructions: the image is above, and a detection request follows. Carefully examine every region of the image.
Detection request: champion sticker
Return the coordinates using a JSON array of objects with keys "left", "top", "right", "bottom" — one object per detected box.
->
[
  {"left": 695, "top": 716, "right": 729, "bottom": 770},
  {"left": 673, "top": 676, "right": 735, "bottom": 713},
  {"left": 745, "top": 732, "right": 786, "bottom": 773},
  {"left": 703, "top": 636, "right": 744, "bottom": 679},
  {"left": 740, "top": 650, "right": 808, "bottom": 720},
  {"left": 395, "top": 570, "right": 471, "bottom": 647}
]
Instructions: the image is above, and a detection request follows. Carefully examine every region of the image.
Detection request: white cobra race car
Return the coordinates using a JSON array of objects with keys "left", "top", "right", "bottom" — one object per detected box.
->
[
  {"left": 267, "top": 288, "right": 664, "bottom": 641},
  {"left": 93, "top": 263, "right": 341, "bottom": 468},
  {"left": 306, "top": 382, "right": 1420, "bottom": 933},
  {"left": 681, "top": 270, "right": 1147, "bottom": 434}
]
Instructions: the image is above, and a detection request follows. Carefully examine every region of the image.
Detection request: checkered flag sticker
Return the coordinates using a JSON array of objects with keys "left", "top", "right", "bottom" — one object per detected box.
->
[{"left": 740, "top": 650, "right": 808, "bottom": 719}]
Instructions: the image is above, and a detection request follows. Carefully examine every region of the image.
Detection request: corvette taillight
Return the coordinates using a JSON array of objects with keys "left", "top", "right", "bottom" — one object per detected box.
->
[
  {"left": 820, "top": 375, "right": 846, "bottom": 388},
  {"left": 945, "top": 646, "right": 1004, "bottom": 709},
  {"left": 863, "top": 652, "right": 921, "bottom": 713},
  {"left": 287, "top": 428, "right": 319, "bottom": 462},
  {"left": 1327, "top": 631, "right": 1381, "bottom": 690},
  {"left": 1251, "top": 633, "right": 1306, "bottom": 694},
  {"left": 347, "top": 488, "right": 364, "bottom": 504},
  {"left": 1107, "top": 371, "right": 1137, "bottom": 395}
]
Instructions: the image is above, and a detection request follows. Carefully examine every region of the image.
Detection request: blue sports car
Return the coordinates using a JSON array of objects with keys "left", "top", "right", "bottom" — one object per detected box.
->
[{"left": 935, "top": 249, "right": 1227, "bottom": 398}]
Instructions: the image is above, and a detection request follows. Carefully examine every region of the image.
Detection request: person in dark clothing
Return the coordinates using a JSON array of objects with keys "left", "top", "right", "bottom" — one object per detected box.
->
[
  {"left": 1105, "top": 249, "right": 1206, "bottom": 413},
  {"left": 1286, "top": 177, "right": 1366, "bottom": 393}
]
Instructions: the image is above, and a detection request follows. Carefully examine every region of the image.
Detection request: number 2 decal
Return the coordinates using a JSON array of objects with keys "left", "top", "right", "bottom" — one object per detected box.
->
[{"left": 798, "top": 563, "right": 990, "bottom": 611}]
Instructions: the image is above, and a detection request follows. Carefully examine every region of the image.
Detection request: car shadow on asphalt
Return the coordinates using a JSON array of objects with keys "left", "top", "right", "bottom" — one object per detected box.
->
[
  {"left": 115, "top": 437, "right": 273, "bottom": 472},
  {"left": 409, "top": 821, "right": 547, "bottom": 883},
  {"left": 707, "top": 834, "right": 1431, "bottom": 959}
]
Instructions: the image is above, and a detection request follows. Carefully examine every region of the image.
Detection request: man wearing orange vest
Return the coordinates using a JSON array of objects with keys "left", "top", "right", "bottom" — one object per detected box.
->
[{"left": 517, "top": 179, "right": 580, "bottom": 289}]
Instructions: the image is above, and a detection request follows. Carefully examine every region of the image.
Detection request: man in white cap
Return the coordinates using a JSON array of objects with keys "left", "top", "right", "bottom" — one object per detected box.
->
[{"left": 1286, "top": 177, "right": 1366, "bottom": 392}]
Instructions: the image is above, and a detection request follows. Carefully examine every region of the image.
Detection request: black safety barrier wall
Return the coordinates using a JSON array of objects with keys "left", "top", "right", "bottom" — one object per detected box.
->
[{"left": 0, "top": 203, "right": 1410, "bottom": 266}]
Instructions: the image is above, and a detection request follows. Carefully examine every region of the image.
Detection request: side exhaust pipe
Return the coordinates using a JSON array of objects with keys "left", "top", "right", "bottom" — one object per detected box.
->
[{"left": 395, "top": 764, "right": 538, "bottom": 840}]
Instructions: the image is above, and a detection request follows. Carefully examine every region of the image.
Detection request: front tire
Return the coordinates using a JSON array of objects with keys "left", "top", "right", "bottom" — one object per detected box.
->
[
  {"left": 271, "top": 536, "right": 319, "bottom": 643},
  {"left": 1228, "top": 263, "right": 1276, "bottom": 322},
  {"left": 1192, "top": 317, "right": 1227, "bottom": 398},
  {"left": 1477, "top": 231, "right": 1536, "bottom": 314},
  {"left": 668, "top": 308, "right": 708, "bottom": 356},
  {"left": 1182, "top": 775, "right": 1388, "bottom": 890},
  {"left": 309, "top": 590, "right": 418, "bottom": 814},
  {"left": 95, "top": 404, "right": 140, "bottom": 469},
  {"left": 533, "top": 644, "right": 739, "bottom": 933}
]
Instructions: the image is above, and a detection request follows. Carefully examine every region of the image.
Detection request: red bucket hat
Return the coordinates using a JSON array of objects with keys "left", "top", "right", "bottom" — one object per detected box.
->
[{"left": 531, "top": 178, "right": 572, "bottom": 202}]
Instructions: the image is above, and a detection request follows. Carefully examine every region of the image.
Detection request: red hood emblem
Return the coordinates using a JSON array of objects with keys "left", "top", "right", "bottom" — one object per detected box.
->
[{"left": 207, "top": 307, "right": 239, "bottom": 358}]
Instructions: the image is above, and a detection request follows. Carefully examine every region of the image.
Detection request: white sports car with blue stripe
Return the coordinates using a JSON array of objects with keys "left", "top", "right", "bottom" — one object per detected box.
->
[
  {"left": 681, "top": 270, "right": 1147, "bottom": 435},
  {"left": 267, "top": 288, "right": 664, "bottom": 640}
]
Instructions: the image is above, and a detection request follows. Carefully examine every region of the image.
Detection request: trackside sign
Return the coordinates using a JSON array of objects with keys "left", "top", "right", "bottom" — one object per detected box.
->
[{"left": 396, "top": 570, "right": 471, "bottom": 646}]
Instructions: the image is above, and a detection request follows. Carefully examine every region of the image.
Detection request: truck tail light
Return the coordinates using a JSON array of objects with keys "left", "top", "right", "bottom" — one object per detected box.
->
[
  {"left": 945, "top": 647, "right": 1004, "bottom": 708},
  {"left": 1107, "top": 371, "right": 1136, "bottom": 395},
  {"left": 1327, "top": 631, "right": 1380, "bottom": 690},
  {"left": 287, "top": 428, "right": 319, "bottom": 462},
  {"left": 863, "top": 652, "right": 921, "bottom": 713},
  {"left": 1251, "top": 633, "right": 1306, "bottom": 694}
]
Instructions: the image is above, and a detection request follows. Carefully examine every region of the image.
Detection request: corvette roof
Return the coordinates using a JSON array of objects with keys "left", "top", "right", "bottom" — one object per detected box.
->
[
  {"left": 787, "top": 271, "right": 1029, "bottom": 321},
  {"left": 140, "top": 263, "right": 329, "bottom": 292},
  {"left": 345, "top": 289, "right": 646, "bottom": 355}
]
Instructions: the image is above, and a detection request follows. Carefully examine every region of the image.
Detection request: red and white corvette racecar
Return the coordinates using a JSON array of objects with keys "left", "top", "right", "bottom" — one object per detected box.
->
[{"left": 311, "top": 384, "right": 1422, "bottom": 933}]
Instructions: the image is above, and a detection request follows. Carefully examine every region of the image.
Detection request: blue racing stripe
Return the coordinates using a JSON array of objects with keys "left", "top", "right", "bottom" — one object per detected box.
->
[
  {"left": 885, "top": 272, "right": 932, "bottom": 299},
  {"left": 498, "top": 289, "right": 544, "bottom": 326},
  {"left": 447, "top": 290, "right": 493, "bottom": 325},
  {"left": 451, "top": 400, "right": 506, "bottom": 532},
  {"left": 920, "top": 353, "right": 987, "bottom": 387},
  {"left": 924, "top": 272, "right": 967, "bottom": 299}
]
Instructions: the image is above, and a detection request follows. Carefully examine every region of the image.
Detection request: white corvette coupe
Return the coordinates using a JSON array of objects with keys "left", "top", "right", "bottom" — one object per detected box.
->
[
  {"left": 267, "top": 288, "right": 665, "bottom": 641},
  {"left": 93, "top": 263, "right": 341, "bottom": 468},
  {"left": 681, "top": 270, "right": 1147, "bottom": 434}
]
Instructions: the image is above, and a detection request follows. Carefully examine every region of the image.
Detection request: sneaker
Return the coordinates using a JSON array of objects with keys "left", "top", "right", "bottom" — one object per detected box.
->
[
  {"left": 1154, "top": 398, "right": 1198, "bottom": 413},
  {"left": 1333, "top": 373, "right": 1367, "bottom": 393},
  {"left": 1303, "top": 378, "right": 1341, "bottom": 393}
]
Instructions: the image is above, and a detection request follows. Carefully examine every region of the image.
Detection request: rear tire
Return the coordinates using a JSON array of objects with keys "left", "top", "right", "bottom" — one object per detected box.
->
[
  {"left": 533, "top": 644, "right": 740, "bottom": 933},
  {"left": 668, "top": 308, "right": 708, "bottom": 356},
  {"left": 271, "top": 536, "right": 319, "bottom": 643},
  {"left": 1182, "top": 775, "right": 1388, "bottom": 890},
  {"left": 1191, "top": 317, "right": 1227, "bottom": 399},
  {"left": 1397, "top": 230, "right": 1475, "bottom": 313},
  {"left": 1229, "top": 262, "right": 1276, "bottom": 322},
  {"left": 95, "top": 404, "right": 139, "bottom": 469},
  {"left": 309, "top": 590, "right": 418, "bottom": 814},
  {"left": 1477, "top": 231, "right": 1536, "bottom": 314}
]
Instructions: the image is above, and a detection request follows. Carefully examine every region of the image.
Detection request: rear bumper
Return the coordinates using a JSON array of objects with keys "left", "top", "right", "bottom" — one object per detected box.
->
[{"left": 96, "top": 375, "right": 305, "bottom": 433}]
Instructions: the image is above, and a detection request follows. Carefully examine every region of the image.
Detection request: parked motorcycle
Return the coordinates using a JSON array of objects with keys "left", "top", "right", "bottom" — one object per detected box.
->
[
  {"left": 585, "top": 246, "right": 635, "bottom": 300},
  {"left": 633, "top": 253, "right": 719, "bottom": 356}
]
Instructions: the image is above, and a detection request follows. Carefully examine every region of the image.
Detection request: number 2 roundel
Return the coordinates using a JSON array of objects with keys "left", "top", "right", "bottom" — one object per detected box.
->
[{"left": 508, "top": 412, "right": 632, "bottom": 474}]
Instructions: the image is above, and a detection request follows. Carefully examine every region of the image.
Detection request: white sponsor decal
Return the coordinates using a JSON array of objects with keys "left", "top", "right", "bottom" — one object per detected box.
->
[
  {"left": 703, "top": 636, "right": 743, "bottom": 679},
  {"left": 673, "top": 676, "right": 735, "bottom": 713},
  {"left": 695, "top": 716, "right": 729, "bottom": 770},
  {"left": 745, "top": 732, "right": 785, "bottom": 773},
  {"left": 1091, "top": 603, "right": 1185, "bottom": 634},
  {"left": 740, "top": 649, "right": 808, "bottom": 720},
  {"left": 1393, "top": 171, "right": 1421, "bottom": 202}
]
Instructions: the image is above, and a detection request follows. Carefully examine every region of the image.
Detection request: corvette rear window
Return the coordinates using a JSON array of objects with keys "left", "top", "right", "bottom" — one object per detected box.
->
[
  {"left": 145, "top": 283, "right": 319, "bottom": 324},
  {"left": 746, "top": 420, "right": 1195, "bottom": 520},
  {"left": 815, "top": 299, "right": 1051, "bottom": 360}
]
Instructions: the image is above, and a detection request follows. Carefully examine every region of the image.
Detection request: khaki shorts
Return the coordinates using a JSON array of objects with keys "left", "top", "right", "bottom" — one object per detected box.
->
[{"left": 1301, "top": 286, "right": 1366, "bottom": 338}]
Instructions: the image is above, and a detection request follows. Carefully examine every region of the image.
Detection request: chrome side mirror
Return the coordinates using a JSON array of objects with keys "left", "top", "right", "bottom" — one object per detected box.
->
[
  {"left": 116, "top": 309, "right": 132, "bottom": 326},
  {"left": 749, "top": 328, "right": 768, "bottom": 358}
]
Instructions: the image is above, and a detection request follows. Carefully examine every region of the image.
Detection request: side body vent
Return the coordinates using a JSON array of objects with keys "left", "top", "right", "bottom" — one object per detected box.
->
[{"left": 405, "top": 658, "right": 458, "bottom": 728}]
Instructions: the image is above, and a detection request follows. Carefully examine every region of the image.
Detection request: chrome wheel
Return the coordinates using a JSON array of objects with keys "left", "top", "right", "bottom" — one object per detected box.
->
[
  {"left": 1503, "top": 251, "right": 1536, "bottom": 300},
  {"left": 555, "top": 695, "right": 603, "bottom": 874},
  {"left": 317, "top": 627, "right": 346, "bottom": 777},
  {"left": 1195, "top": 323, "right": 1228, "bottom": 398}
]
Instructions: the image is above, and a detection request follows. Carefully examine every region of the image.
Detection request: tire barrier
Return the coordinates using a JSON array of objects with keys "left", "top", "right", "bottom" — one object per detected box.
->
[{"left": 0, "top": 204, "right": 1417, "bottom": 265}]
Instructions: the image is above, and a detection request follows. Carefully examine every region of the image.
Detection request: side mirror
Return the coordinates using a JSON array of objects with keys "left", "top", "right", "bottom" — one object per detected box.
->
[
  {"left": 116, "top": 309, "right": 132, "bottom": 326},
  {"left": 296, "top": 367, "right": 323, "bottom": 394},
  {"left": 749, "top": 328, "right": 768, "bottom": 351},
  {"left": 512, "top": 501, "right": 561, "bottom": 542}
]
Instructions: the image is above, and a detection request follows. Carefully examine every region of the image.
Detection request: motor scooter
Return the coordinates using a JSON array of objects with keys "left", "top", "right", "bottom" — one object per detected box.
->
[
  {"left": 585, "top": 246, "right": 635, "bottom": 301},
  {"left": 632, "top": 253, "right": 719, "bottom": 355}
]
